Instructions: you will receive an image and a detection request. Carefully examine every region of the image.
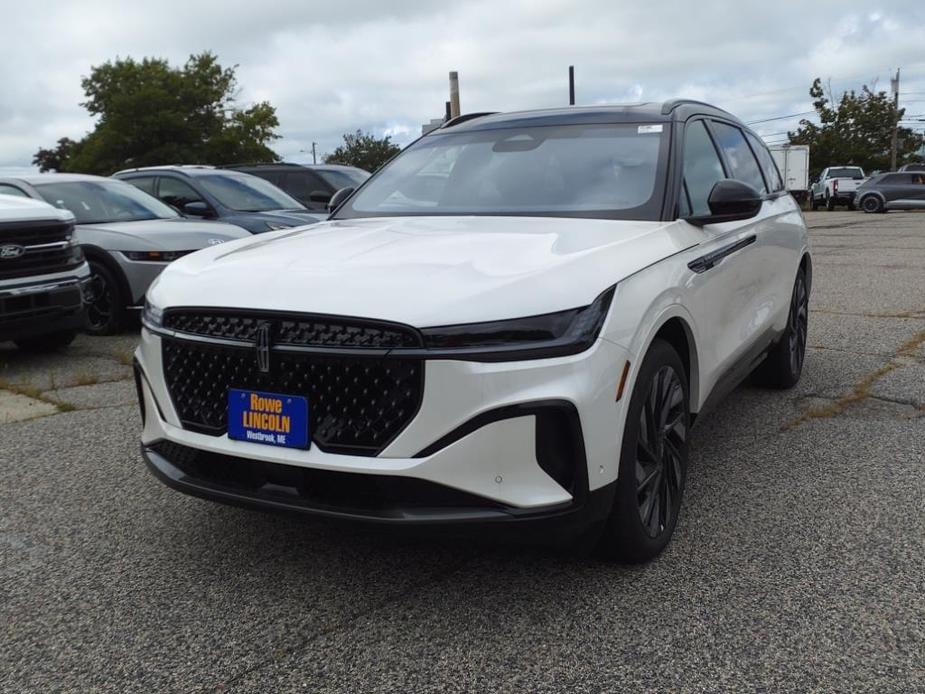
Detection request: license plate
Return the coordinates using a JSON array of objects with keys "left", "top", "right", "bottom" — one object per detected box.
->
[{"left": 227, "top": 389, "right": 310, "bottom": 449}]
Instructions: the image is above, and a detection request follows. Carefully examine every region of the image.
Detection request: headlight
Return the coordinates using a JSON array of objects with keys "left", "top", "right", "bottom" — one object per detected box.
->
[
  {"left": 122, "top": 250, "right": 193, "bottom": 262},
  {"left": 265, "top": 223, "right": 292, "bottom": 231},
  {"left": 142, "top": 298, "right": 164, "bottom": 330},
  {"left": 421, "top": 286, "right": 614, "bottom": 359}
]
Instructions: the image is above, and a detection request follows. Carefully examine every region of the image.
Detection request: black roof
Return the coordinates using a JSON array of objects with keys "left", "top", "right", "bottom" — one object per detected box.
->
[{"left": 437, "top": 100, "right": 741, "bottom": 133}]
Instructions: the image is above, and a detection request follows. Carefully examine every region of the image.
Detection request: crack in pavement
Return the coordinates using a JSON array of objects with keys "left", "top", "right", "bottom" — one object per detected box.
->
[{"left": 782, "top": 329, "right": 925, "bottom": 430}]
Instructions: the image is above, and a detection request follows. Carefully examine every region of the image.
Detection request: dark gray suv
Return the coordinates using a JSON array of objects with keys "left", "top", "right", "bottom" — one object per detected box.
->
[
  {"left": 113, "top": 166, "right": 325, "bottom": 233},
  {"left": 856, "top": 172, "right": 925, "bottom": 213}
]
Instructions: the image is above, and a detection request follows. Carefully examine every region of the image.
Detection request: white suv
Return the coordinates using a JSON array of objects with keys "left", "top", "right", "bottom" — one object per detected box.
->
[{"left": 135, "top": 101, "right": 810, "bottom": 561}]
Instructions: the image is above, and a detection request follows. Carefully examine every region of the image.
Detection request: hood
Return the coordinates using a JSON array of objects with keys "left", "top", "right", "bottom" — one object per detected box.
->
[
  {"left": 150, "top": 215, "right": 701, "bottom": 327},
  {"left": 0, "top": 195, "right": 74, "bottom": 224},
  {"left": 75, "top": 217, "right": 251, "bottom": 251}
]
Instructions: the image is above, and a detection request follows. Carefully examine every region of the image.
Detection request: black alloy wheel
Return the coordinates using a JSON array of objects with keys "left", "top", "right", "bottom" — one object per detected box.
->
[
  {"left": 788, "top": 271, "right": 809, "bottom": 378},
  {"left": 634, "top": 365, "right": 687, "bottom": 538},
  {"left": 84, "top": 262, "right": 124, "bottom": 335},
  {"left": 598, "top": 339, "right": 690, "bottom": 562},
  {"left": 861, "top": 195, "right": 883, "bottom": 214}
]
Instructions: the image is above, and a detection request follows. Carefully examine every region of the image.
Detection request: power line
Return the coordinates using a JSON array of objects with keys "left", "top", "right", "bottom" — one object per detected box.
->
[{"left": 745, "top": 111, "right": 816, "bottom": 125}]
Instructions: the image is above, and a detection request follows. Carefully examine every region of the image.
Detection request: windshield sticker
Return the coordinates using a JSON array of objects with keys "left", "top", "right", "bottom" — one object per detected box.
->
[{"left": 638, "top": 125, "right": 663, "bottom": 134}]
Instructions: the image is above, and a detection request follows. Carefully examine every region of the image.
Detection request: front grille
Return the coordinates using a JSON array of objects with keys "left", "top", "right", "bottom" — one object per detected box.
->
[
  {"left": 161, "top": 337, "right": 423, "bottom": 455},
  {"left": 0, "top": 220, "right": 80, "bottom": 280},
  {"left": 164, "top": 310, "right": 422, "bottom": 349}
]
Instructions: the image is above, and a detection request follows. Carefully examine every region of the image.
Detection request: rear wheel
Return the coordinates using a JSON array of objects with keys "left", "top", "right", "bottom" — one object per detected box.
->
[
  {"left": 15, "top": 330, "right": 76, "bottom": 353},
  {"left": 753, "top": 268, "right": 808, "bottom": 389},
  {"left": 84, "top": 262, "right": 125, "bottom": 335},
  {"left": 861, "top": 195, "right": 883, "bottom": 214},
  {"left": 598, "top": 339, "right": 689, "bottom": 563}
]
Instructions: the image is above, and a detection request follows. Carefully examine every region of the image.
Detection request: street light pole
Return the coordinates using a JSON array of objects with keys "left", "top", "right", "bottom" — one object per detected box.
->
[{"left": 311, "top": 142, "right": 317, "bottom": 165}]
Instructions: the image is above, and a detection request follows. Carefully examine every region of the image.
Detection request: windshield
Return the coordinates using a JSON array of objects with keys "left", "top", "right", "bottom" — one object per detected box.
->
[
  {"left": 335, "top": 123, "right": 669, "bottom": 220},
  {"left": 828, "top": 167, "right": 864, "bottom": 179},
  {"left": 35, "top": 180, "right": 178, "bottom": 224},
  {"left": 197, "top": 173, "right": 306, "bottom": 212},
  {"left": 317, "top": 168, "right": 370, "bottom": 190}
]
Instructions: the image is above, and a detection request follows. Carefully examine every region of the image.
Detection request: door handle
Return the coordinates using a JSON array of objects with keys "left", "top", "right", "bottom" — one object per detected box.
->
[{"left": 688, "top": 235, "right": 757, "bottom": 274}]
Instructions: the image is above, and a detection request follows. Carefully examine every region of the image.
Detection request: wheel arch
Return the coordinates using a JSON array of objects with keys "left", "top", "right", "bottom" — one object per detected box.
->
[
  {"left": 631, "top": 308, "right": 701, "bottom": 413},
  {"left": 82, "top": 245, "right": 131, "bottom": 308}
]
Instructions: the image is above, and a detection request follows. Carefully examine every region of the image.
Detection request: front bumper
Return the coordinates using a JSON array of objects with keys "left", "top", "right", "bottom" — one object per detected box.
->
[
  {"left": 135, "top": 324, "right": 630, "bottom": 530},
  {"left": 0, "top": 267, "right": 91, "bottom": 342}
]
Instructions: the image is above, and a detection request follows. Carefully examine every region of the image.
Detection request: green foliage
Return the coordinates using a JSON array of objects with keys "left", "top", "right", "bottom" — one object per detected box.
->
[
  {"left": 789, "top": 78, "right": 922, "bottom": 179},
  {"left": 34, "top": 52, "right": 280, "bottom": 174},
  {"left": 324, "top": 130, "right": 401, "bottom": 173},
  {"left": 32, "top": 138, "right": 77, "bottom": 172}
]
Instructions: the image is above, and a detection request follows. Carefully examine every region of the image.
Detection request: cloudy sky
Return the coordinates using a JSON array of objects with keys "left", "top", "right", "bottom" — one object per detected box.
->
[{"left": 2, "top": 0, "right": 923, "bottom": 173}]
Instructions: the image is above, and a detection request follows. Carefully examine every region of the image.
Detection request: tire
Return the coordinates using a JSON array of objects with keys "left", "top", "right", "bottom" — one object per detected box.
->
[
  {"left": 14, "top": 330, "right": 77, "bottom": 353},
  {"left": 847, "top": 201, "right": 856, "bottom": 211},
  {"left": 825, "top": 192, "right": 835, "bottom": 211},
  {"left": 598, "top": 339, "right": 690, "bottom": 563},
  {"left": 860, "top": 195, "right": 883, "bottom": 214},
  {"left": 84, "top": 261, "right": 125, "bottom": 335},
  {"left": 753, "top": 268, "right": 808, "bottom": 389},
  {"left": 809, "top": 192, "right": 819, "bottom": 211}
]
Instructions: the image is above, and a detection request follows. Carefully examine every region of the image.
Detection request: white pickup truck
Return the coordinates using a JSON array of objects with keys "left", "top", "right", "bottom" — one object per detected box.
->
[{"left": 809, "top": 166, "right": 866, "bottom": 210}]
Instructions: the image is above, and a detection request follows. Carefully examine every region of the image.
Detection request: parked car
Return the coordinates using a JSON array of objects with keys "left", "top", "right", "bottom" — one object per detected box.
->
[
  {"left": 136, "top": 101, "right": 811, "bottom": 562},
  {"left": 856, "top": 171, "right": 925, "bottom": 213},
  {"left": 222, "top": 163, "right": 370, "bottom": 211},
  {"left": 0, "top": 194, "right": 89, "bottom": 351},
  {"left": 809, "top": 166, "right": 866, "bottom": 210},
  {"left": 113, "top": 166, "right": 325, "bottom": 233},
  {"left": 898, "top": 163, "right": 925, "bottom": 173},
  {"left": 0, "top": 174, "right": 251, "bottom": 334},
  {"left": 769, "top": 144, "right": 809, "bottom": 203}
]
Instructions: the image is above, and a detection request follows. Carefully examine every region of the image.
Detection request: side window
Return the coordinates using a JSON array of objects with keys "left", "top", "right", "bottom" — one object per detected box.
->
[
  {"left": 682, "top": 120, "right": 726, "bottom": 216},
  {"left": 282, "top": 171, "right": 330, "bottom": 205},
  {"left": 126, "top": 176, "right": 156, "bottom": 196},
  {"left": 881, "top": 174, "right": 908, "bottom": 185},
  {"left": 158, "top": 177, "right": 204, "bottom": 209},
  {"left": 745, "top": 133, "right": 783, "bottom": 192},
  {"left": 0, "top": 183, "right": 29, "bottom": 197},
  {"left": 710, "top": 121, "right": 767, "bottom": 193}
]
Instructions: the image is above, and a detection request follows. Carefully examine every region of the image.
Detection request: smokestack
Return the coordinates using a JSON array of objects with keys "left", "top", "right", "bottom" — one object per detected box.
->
[{"left": 449, "top": 71, "right": 461, "bottom": 118}]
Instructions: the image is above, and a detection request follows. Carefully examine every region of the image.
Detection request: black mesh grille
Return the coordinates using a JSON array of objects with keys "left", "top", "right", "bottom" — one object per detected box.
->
[
  {"left": 164, "top": 310, "right": 422, "bottom": 349},
  {"left": 161, "top": 338, "right": 423, "bottom": 455},
  {"left": 0, "top": 220, "right": 80, "bottom": 280}
]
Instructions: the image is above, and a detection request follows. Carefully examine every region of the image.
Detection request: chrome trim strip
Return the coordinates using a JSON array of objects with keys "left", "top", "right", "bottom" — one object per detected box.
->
[
  {"left": 23, "top": 241, "right": 71, "bottom": 252},
  {"left": 0, "top": 278, "right": 83, "bottom": 299}
]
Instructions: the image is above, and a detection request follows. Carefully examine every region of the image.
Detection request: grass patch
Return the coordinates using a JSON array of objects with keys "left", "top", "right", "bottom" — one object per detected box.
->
[{"left": 74, "top": 371, "right": 100, "bottom": 386}]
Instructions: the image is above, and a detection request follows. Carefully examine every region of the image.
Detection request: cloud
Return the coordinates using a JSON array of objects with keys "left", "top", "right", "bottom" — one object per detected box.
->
[{"left": 1, "top": 0, "right": 923, "bottom": 169}]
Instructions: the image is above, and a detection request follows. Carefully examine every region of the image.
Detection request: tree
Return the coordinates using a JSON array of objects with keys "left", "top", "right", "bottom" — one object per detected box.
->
[
  {"left": 34, "top": 52, "right": 281, "bottom": 174},
  {"left": 324, "top": 130, "right": 401, "bottom": 172},
  {"left": 32, "top": 137, "right": 78, "bottom": 172},
  {"left": 788, "top": 78, "right": 920, "bottom": 179}
]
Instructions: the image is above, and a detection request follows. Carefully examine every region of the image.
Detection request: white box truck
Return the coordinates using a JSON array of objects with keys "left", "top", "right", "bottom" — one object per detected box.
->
[{"left": 769, "top": 145, "right": 809, "bottom": 203}]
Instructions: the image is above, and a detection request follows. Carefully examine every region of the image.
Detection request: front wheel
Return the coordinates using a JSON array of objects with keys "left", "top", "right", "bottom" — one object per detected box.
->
[
  {"left": 598, "top": 339, "right": 690, "bottom": 563},
  {"left": 84, "top": 262, "right": 125, "bottom": 335}
]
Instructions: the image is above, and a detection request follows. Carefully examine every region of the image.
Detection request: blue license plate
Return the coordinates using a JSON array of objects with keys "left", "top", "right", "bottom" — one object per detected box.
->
[{"left": 227, "top": 389, "right": 310, "bottom": 449}]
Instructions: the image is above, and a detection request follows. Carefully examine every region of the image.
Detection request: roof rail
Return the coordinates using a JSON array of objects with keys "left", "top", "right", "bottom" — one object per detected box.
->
[
  {"left": 439, "top": 112, "right": 499, "bottom": 129},
  {"left": 660, "top": 99, "right": 730, "bottom": 116},
  {"left": 221, "top": 162, "right": 298, "bottom": 169}
]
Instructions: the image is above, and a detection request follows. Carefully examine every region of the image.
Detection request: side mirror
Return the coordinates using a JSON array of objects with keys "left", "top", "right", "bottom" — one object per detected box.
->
[
  {"left": 327, "top": 186, "right": 355, "bottom": 212},
  {"left": 182, "top": 201, "right": 211, "bottom": 217},
  {"left": 686, "top": 180, "right": 762, "bottom": 226}
]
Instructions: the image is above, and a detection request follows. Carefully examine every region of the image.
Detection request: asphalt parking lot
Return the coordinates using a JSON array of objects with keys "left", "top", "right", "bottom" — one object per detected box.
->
[{"left": 1, "top": 210, "right": 923, "bottom": 693}]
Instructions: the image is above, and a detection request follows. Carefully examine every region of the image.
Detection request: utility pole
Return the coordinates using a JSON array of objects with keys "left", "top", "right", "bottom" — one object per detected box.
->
[
  {"left": 449, "top": 71, "right": 461, "bottom": 119},
  {"left": 311, "top": 142, "right": 317, "bottom": 165},
  {"left": 890, "top": 68, "right": 900, "bottom": 171},
  {"left": 569, "top": 65, "right": 575, "bottom": 105}
]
